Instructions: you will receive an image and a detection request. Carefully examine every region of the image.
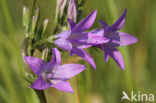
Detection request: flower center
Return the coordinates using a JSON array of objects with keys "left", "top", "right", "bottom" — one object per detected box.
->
[{"left": 42, "top": 70, "right": 55, "bottom": 83}]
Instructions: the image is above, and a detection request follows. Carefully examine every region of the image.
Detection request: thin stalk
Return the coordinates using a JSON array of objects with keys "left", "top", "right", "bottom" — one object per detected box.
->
[
  {"left": 34, "top": 90, "right": 47, "bottom": 103},
  {"left": 33, "top": 39, "right": 47, "bottom": 47}
]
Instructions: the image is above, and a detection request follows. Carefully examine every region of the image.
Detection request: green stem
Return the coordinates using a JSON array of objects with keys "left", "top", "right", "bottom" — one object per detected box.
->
[
  {"left": 53, "top": 25, "right": 59, "bottom": 34},
  {"left": 33, "top": 39, "right": 47, "bottom": 47},
  {"left": 35, "top": 90, "right": 47, "bottom": 103}
]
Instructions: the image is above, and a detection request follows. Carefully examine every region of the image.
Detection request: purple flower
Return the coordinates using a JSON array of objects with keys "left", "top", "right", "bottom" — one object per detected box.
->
[
  {"left": 54, "top": 10, "right": 109, "bottom": 69},
  {"left": 24, "top": 48, "right": 86, "bottom": 93},
  {"left": 92, "top": 9, "right": 138, "bottom": 70}
]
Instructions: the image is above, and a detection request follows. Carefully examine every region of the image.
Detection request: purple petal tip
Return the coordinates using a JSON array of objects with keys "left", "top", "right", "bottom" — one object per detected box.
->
[
  {"left": 92, "top": 64, "right": 96, "bottom": 70},
  {"left": 121, "top": 66, "right": 125, "bottom": 71}
]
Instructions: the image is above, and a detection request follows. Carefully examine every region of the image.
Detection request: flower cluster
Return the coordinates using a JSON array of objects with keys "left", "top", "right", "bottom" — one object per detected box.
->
[
  {"left": 22, "top": 0, "right": 137, "bottom": 93},
  {"left": 54, "top": 9, "right": 138, "bottom": 71}
]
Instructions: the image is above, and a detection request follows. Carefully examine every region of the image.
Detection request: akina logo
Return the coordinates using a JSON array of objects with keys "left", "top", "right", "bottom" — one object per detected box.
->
[{"left": 121, "top": 91, "right": 154, "bottom": 102}]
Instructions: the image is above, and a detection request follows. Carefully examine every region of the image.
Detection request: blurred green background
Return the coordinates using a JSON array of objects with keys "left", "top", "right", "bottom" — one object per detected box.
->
[{"left": 0, "top": 0, "right": 156, "bottom": 103}]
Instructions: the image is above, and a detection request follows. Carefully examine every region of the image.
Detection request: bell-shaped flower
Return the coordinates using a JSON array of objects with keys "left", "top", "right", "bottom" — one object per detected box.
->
[
  {"left": 54, "top": 10, "right": 109, "bottom": 69},
  {"left": 92, "top": 9, "right": 138, "bottom": 70},
  {"left": 24, "top": 48, "right": 86, "bottom": 93}
]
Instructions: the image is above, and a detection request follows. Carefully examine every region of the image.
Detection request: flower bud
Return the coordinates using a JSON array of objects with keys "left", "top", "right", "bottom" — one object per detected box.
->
[
  {"left": 68, "top": 0, "right": 77, "bottom": 22},
  {"left": 41, "top": 48, "right": 50, "bottom": 61},
  {"left": 55, "top": 0, "right": 67, "bottom": 21},
  {"left": 23, "top": 6, "right": 29, "bottom": 29},
  {"left": 35, "top": 7, "right": 40, "bottom": 21},
  {"left": 41, "top": 19, "right": 49, "bottom": 37},
  {"left": 30, "top": 16, "right": 37, "bottom": 38},
  {"left": 47, "top": 35, "right": 54, "bottom": 43}
]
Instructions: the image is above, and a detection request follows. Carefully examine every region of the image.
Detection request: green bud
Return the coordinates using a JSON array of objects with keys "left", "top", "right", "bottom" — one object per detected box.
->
[
  {"left": 47, "top": 35, "right": 54, "bottom": 43},
  {"left": 61, "top": 26, "right": 68, "bottom": 32},
  {"left": 35, "top": 7, "right": 40, "bottom": 21},
  {"left": 30, "top": 16, "right": 37, "bottom": 38},
  {"left": 41, "top": 48, "right": 50, "bottom": 61},
  {"left": 23, "top": 6, "right": 29, "bottom": 30},
  {"left": 41, "top": 19, "right": 49, "bottom": 38}
]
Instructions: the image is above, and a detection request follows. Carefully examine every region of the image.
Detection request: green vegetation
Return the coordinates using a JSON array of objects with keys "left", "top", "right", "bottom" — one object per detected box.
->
[{"left": 0, "top": 0, "right": 156, "bottom": 103}]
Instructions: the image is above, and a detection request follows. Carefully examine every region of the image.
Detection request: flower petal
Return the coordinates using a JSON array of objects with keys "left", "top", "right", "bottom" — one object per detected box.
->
[
  {"left": 67, "top": 32, "right": 88, "bottom": 42},
  {"left": 105, "top": 46, "right": 125, "bottom": 70},
  {"left": 54, "top": 38, "right": 72, "bottom": 51},
  {"left": 87, "top": 33, "right": 109, "bottom": 45},
  {"left": 89, "top": 29, "right": 104, "bottom": 36},
  {"left": 96, "top": 45, "right": 110, "bottom": 62},
  {"left": 68, "top": 30, "right": 109, "bottom": 48},
  {"left": 99, "top": 20, "right": 109, "bottom": 34},
  {"left": 118, "top": 32, "right": 138, "bottom": 46},
  {"left": 52, "top": 81, "right": 73, "bottom": 93},
  {"left": 73, "top": 10, "right": 97, "bottom": 32},
  {"left": 68, "top": 18, "right": 76, "bottom": 29},
  {"left": 24, "top": 56, "right": 46, "bottom": 76},
  {"left": 67, "top": 32, "right": 93, "bottom": 48},
  {"left": 53, "top": 64, "right": 86, "bottom": 80},
  {"left": 30, "top": 77, "right": 50, "bottom": 90},
  {"left": 108, "top": 9, "right": 127, "bottom": 32},
  {"left": 54, "top": 31, "right": 70, "bottom": 39},
  {"left": 72, "top": 42, "right": 92, "bottom": 48},
  {"left": 70, "top": 47, "right": 96, "bottom": 69},
  {"left": 48, "top": 48, "right": 61, "bottom": 67},
  {"left": 104, "top": 47, "right": 110, "bottom": 62},
  {"left": 105, "top": 32, "right": 138, "bottom": 47}
]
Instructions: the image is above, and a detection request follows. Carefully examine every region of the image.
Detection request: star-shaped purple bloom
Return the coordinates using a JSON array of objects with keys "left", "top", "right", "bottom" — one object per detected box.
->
[
  {"left": 24, "top": 48, "right": 86, "bottom": 93},
  {"left": 54, "top": 10, "right": 109, "bottom": 69},
  {"left": 92, "top": 9, "right": 138, "bottom": 70}
]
